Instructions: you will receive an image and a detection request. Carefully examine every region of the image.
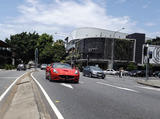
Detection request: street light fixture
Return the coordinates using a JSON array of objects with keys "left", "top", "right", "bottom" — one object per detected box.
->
[
  {"left": 110, "top": 27, "right": 125, "bottom": 69},
  {"left": 54, "top": 32, "right": 74, "bottom": 66}
]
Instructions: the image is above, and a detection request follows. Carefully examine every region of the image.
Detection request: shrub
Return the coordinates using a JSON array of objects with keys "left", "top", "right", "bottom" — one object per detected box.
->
[
  {"left": 126, "top": 62, "right": 137, "bottom": 71},
  {"left": 4, "top": 64, "right": 16, "bottom": 70}
]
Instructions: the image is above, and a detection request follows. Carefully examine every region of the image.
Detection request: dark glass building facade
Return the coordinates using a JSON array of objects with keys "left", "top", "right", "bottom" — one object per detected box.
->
[
  {"left": 72, "top": 37, "right": 135, "bottom": 69},
  {"left": 126, "top": 33, "right": 145, "bottom": 64},
  {"left": 66, "top": 27, "right": 145, "bottom": 69}
]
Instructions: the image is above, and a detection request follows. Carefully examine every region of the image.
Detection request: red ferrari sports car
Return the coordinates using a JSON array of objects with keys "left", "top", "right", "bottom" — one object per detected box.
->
[{"left": 46, "top": 63, "right": 79, "bottom": 83}]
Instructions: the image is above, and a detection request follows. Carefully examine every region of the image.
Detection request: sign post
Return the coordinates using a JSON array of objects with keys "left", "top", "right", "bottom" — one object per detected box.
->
[
  {"left": 35, "top": 48, "right": 38, "bottom": 70},
  {"left": 144, "top": 44, "right": 149, "bottom": 81}
]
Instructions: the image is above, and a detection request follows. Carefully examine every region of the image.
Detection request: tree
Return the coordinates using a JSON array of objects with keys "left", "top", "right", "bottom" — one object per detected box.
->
[
  {"left": 5, "top": 32, "right": 39, "bottom": 64},
  {"left": 126, "top": 62, "right": 137, "bottom": 71},
  {"left": 5, "top": 32, "right": 66, "bottom": 65},
  {"left": 37, "top": 33, "right": 53, "bottom": 53},
  {"left": 39, "top": 43, "right": 54, "bottom": 64},
  {"left": 146, "top": 37, "right": 160, "bottom": 45},
  {"left": 37, "top": 33, "right": 54, "bottom": 63},
  {"left": 146, "top": 40, "right": 152, "bottom": 45},
  {"left": 39, "top": 39, "right": 66, "bottom": 63},
  {"left": 52, "top": 40, "right": 66, "bottom": 62}
]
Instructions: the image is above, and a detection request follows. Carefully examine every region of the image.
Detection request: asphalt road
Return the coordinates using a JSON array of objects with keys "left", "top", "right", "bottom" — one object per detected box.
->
[
  {"left": 0, "top": 70, "right": 27, "bottom": 96},
  {"left": 33, "top": 70, "right": 160, "bottom": 119}
]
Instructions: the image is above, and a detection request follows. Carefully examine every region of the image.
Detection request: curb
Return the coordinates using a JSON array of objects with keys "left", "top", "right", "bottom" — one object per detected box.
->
[{"left": 137, "top": 80, "right": 160, "bottom": 88}]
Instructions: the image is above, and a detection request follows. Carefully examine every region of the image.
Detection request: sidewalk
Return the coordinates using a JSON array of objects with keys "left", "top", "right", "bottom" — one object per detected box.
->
[
  {"left": 0, "top": 69, "right": 5, "bottom": 71},
  {"left": 137, "top": 79, "right": 160, "bottom": 88}
]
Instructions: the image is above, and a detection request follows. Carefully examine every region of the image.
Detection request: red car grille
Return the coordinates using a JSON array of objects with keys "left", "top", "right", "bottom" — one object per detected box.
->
[{"left": 59, "top": 75, "right": 75, "bottom": 79}]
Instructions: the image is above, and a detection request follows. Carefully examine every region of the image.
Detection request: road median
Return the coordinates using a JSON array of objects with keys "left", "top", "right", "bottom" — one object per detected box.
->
[{"left": 0, "top": 71, "right": 51, "bottom": 119}]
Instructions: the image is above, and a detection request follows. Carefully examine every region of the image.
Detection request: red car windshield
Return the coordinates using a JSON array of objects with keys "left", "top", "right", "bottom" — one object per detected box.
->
[{"left": 53, "top": 63, "right": 72, "bottom": 69}]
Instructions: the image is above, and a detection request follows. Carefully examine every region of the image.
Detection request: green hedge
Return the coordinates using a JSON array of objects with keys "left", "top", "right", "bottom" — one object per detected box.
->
[{"left": 0, "top": 64, "right": 16, "bottom": 70}]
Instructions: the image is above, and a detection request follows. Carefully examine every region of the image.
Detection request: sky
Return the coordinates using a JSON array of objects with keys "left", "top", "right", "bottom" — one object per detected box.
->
[{"left": 0, "top": 0, "right": 160, "bottom": 41}]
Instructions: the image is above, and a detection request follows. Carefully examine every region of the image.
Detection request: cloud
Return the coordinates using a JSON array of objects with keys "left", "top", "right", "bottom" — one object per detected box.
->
[
  {"left": 147, "top": 31, "right": 160, "bottom": 38},
  {"left": 0, "top": 0, "right": 138, "bottom": 40},
  {"left": 145, "top": 22, "right": 156, "bottom": 27},
  {"left": 0, "top": 24, "right": 17, "bottom": 40}
]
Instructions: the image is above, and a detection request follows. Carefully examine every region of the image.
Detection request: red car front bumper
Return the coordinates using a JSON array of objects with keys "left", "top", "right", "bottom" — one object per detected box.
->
[{"left": 50, "top": 73, "right": 79, "bottom": 82}]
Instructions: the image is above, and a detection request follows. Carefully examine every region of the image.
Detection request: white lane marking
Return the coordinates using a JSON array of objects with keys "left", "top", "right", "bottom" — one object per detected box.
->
[
  {"left": 96, "top": 82, "right": 139, "bottom": 93},
  {"left": 61, "top": 83, "right": 73, "bottom": 89},
  {"left": 0, "top": 72, "right": 26, "bottom": 102},
  {"left": 136, "top": 86, "right": 160, "bottom": 91},
  {"left": 31, "top": 73, "right": 64, "bottom": 119}
]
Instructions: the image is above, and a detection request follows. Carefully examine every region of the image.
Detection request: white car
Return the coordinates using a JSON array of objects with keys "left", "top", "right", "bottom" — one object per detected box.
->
[
  {"left": 41, "top": 64, "right": 47, "bottom": 70},
  {"left": 103, "top": 69, "right": 118, "bottom": 75}
]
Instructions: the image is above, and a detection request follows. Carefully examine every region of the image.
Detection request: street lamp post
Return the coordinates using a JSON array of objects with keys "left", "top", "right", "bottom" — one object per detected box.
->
[
  {"left": 110, "top": 27, "right": 125, "bottom": 69},
  {"left": 54, "top": 32, "right": 72, "bottom": 64}
]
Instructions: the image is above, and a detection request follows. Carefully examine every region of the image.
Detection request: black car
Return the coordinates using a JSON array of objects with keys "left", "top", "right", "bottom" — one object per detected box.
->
[
  {"left": 129, "top": 70, "right": 153, "bottom": 77},
  {"left": 17, "top": 64, "right": 26, "bottom": 71},
  {"left": 129, "top": 70, "right": 139, "bottom": 77},
  {"left": 129, "top": 70, "right": 145, "bottom": 77},
  {"left": 83, "top": 66, "right": 105, "bottom": 79},
  {"left": 153, "top": 71, "right": 160, "bottom": 77}
]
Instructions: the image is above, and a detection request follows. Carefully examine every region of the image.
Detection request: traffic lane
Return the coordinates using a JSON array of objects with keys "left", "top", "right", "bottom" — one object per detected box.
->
[
  {"left": 81, "top": 75, "right": 160, "bottom": 118},
  {"left": 103, "top": 74, "right": 159, "bottom": 87},
  {"left": 0, "top": 70, "right": 25, "bottom": 77},
  {"left": 0, "top": 70, "right": 27, "bottom": 96},
  {"left": 82, "top": 73, "right": 160, "bottom": 94},
  {"left": 33, "top": 71, "right": 160, "bottom": 119},
  {"left": 99, "top": 74, "right": 141, "bottom": 87},
  {"left": 82, "top": 74, "right": 160, "bottom": 101},
  {"left": 104, "top": 75, "right": 160, "bottom": 98}
]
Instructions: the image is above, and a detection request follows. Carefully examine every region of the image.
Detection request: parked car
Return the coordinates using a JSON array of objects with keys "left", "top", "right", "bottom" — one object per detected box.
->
[
  {"left": 83, "top": 66, "right": 105, "bottom": 79},
  {"left": 129, "top": 70, "right": 140, "bottom": 77},
  {"left": 41, "top": 64, "right": 47, "bottom": 70},
  {"left": 138, "top": 70, "right": 146, "bottom": 77},
  {"left": 129, "top": 70, "right": 145, "bottom": 77},
  {"left": 157, "top": 72, "right": 160, "bottom": 78},
  {"left": 122, "top": 70, "right": 129, "bottom": 76},
  {"left": 103, "top": 69, "right": 118, "bottom": 75},
  {"left": 153, "top": 71, "right": 160, "bottom": 77},
  {"left": 46, "top": 63, "right": 79, "bottom": 83},
  {"left": 17, "top": 64, "right": 26, "bottom": 71}
]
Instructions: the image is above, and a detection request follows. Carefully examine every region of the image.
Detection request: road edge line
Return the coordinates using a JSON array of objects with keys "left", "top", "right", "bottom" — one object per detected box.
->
[
  {"left": 31, "top": 72, "right": 64, "bottom": 119},
  {"left": 0, "top": 72, "right": 27, "bottom": 102}
]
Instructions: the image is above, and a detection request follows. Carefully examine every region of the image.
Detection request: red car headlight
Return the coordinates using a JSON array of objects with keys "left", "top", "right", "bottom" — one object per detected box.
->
[
  {"left": 75, "top": 70, "right": 78, "bottom": 74},
  {"left": 53, "top": 69, "right": 58, "bottom": 73}
]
